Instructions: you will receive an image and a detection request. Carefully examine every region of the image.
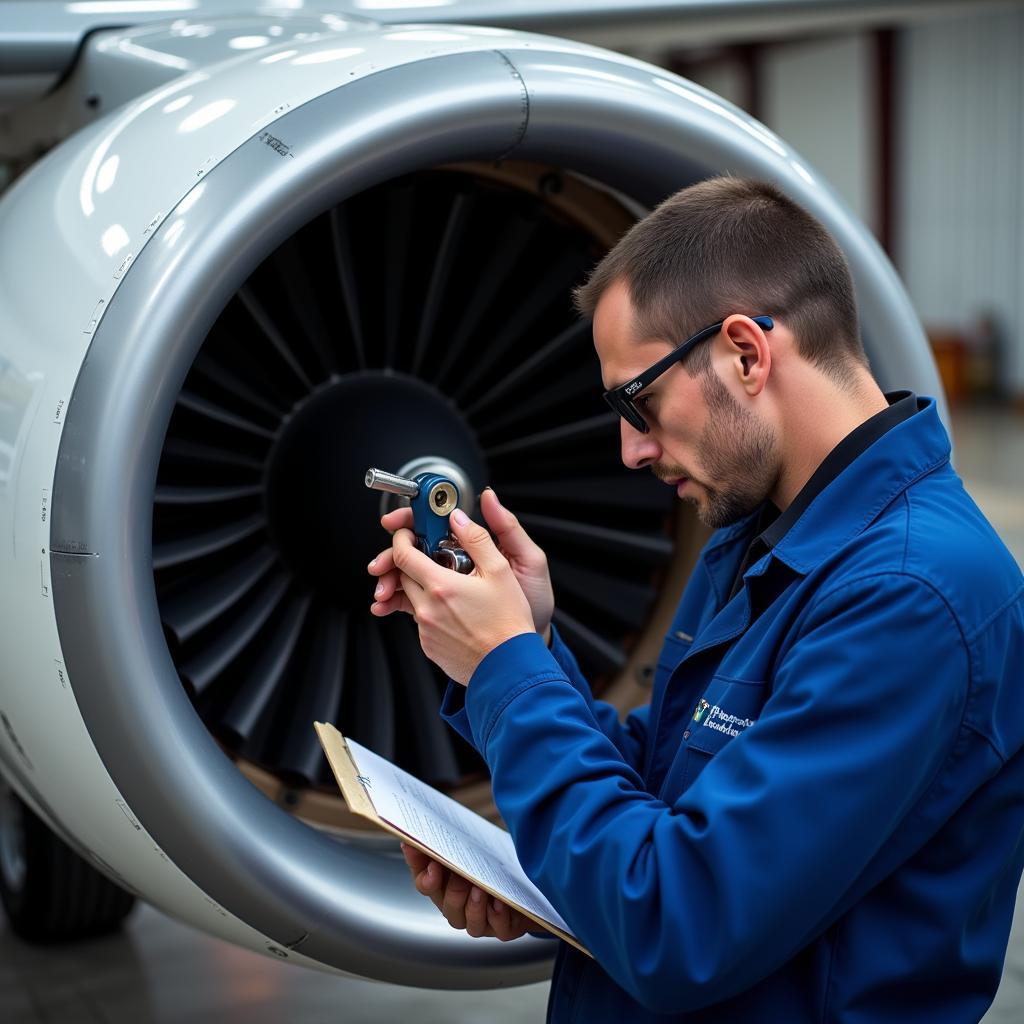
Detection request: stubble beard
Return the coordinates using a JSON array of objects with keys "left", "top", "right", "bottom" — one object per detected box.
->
[{"left": 657, "top": 371, "right": 781, "bottom": 530}]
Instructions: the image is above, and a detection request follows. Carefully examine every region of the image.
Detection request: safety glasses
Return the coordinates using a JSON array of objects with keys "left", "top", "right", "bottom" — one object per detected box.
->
[{"left": 602, "top": 315, "right": 774, "bottom": 433}]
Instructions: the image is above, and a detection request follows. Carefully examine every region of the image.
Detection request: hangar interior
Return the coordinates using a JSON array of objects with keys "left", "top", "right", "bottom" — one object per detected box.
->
[{"left": 0, "top": 0, "right": 1022, "bottom": 1021}]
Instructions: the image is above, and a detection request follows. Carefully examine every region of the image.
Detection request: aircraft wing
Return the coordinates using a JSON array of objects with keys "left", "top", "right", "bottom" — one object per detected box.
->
[{"left": 0, "top": 0, "right": 1006, "bottom": 78}]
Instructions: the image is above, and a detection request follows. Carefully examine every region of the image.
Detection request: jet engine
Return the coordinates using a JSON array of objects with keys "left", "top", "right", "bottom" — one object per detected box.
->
[{"left": 0, "top": 12, "right": 942, "bottom": 988}]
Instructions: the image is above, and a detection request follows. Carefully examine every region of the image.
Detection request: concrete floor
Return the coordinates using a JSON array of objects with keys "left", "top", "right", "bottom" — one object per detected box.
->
[
  {"left": 0, "top": 904, "right": 552, "bottom": 1023},
  {"left": 3, "top": 403, "right": 1023, "bottom": 1024}
]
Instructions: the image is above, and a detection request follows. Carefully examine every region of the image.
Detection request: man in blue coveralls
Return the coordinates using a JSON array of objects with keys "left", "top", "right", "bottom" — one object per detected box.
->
[{"left": 367, "top": 176, "right": 1024, "bottom": 1022}]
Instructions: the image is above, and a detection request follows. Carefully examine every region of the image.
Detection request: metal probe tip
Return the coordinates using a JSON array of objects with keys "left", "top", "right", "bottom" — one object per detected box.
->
[{"left": 365, "top": 468, "right": 420, "bottom": 498}]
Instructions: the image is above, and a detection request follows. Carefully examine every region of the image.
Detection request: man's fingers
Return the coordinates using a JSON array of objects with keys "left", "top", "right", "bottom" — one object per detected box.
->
[
  {"left": 401, "top": 844, "right": 523, "bottom": 942},
  {"left": 415, "top": 858, "right": 444, "bottom": 893},
  {"left": 370, "top": 590, "right": 416, "bottom": 618},
  {"left": 402, "top": 849, "right": 452, "bottom": 919},
  {"left": 380, "top": 507, "right": 414, "bottom": 534},
  {"left": 487, "top": 898, "right": 528, "bottom": 941},
  {"left": 367, "top": 549, "right": 395, "bottom": 578},
  {"left": 370, "top": 547, "right": 424, "bottom": 618},
  {"left": 487, "top": 897, "right": 513, "bottom": 939},
  {"left": 441, "top": 871, "right": 472, "bottom": 929},
  {"left": 464, "top": 886, "right": 489, "bottom": 938},
  {"left": 480, "top": 489, "right": 543, "bottom": 563},
  {"left": 400, "top": 842, "right": 429, "bottom": 874},
  {"left": 396, "top": 570, "right": 425, "bottom": 607},
  {"left": 392, "top": 528, "right": 448, "bottom": 588},
  {"left": 415, "top": 862, "right": 448, "bottom": 914},
  {"left": 371, "top": 567, "right": 401, "bottom": 602}
]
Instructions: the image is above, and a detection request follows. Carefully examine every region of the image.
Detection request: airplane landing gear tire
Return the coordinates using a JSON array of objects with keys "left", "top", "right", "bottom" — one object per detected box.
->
[{"left": 0, "top": 782, "right": 136, "bottom": 944}]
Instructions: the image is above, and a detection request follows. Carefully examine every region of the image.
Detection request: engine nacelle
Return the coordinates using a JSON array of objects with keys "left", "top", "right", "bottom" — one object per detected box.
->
[{"left": 0, "top": 15, "right": 942, "bottom": 987}]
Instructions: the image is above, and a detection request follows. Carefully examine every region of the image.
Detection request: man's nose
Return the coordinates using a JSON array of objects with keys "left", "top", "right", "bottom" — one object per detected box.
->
[{"left": 620, "top": 419, "right": 661, "bottom": 469}]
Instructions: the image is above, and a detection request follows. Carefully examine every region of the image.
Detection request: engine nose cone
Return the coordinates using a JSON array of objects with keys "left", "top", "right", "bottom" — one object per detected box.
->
[{"left": 264, "top": 371, "right": 485, "bottom": 601}]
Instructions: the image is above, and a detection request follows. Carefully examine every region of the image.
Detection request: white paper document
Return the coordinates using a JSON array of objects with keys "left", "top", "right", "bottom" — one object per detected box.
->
[
  {"left": 314, "top": 721, "right": 588, "bottom": 953},
  {"left": 345, "top": 737, "right": 574, "bottom": 937}
]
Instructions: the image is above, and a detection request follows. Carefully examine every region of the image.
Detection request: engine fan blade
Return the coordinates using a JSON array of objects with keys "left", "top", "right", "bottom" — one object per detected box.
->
[
  {"left": 432, "top": 211, "right": 538, "bottom": 389},
  {"left": 496, "top": 474, "right": 668, "bottom": 512},
  {"left": 152, "top": 515, "right": 266, "bottom": 570},
  {"left": 328, "top": 204, "right": 367, "bottom": 371},
  {"left": 220, "top": 591, "right": 313, "bottom": 747},
  {"left": 451, "top": 246, "right": 588, "bottom": 403},
  {"left": 386, "top": 617, "right": 461, "bottom": 785},
  {"left": 345, "top": 614, "right": 395, "bottom": 760},
  {"left": 464, "top": 318, "right": 591, "bottom": 419},
  {"left": 271, "top": 238, "right": 339, "bottom": 379},
  {"left": 484, "top": 412, "right": 617, "bottom": 459},
  {"left": 175, "top": 390, "right": 278, "bottom": 441},
  {"left": 548, "top": 557, "right": 652, "bottom": 631},
  {"left": 478, "top": 362, "right": 602, "bottom": 437},
  {"left": 279, "top": 606, "right": 349, "bottom": 784},
  {"left": 236, "top": 284, "right": 314, "bottom": 391},
  {"left": 160, "top": 437, "right": 264, "bottom": 472},
  {"left": 552, "top": 608, "right": 627, "bottom": 675},
  {"left": 382, "top": 183, "right": 414, "bottom": 370},
  {"left": 411, "top": 191, "right": 472, "bottom": 377},
  {"left": 518, "top": 512, "right": 673, "bottom": 562},
  {"left": 180, "top": 572, "right": 290, "bottom": 694},
  {"left": 191, "top": 350, "right": 290, "bottom": 419},
  {"left": 160, "top": 547, "right": 279, "bottom": 644},
  {"left": 154, "top": 483, "right": 264, "bottom": 506}
]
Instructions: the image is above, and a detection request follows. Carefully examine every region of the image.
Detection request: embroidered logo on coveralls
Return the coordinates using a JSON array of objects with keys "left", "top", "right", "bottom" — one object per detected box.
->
[{"left": 702, "top": 706, "right": 757, "bottom": 738}]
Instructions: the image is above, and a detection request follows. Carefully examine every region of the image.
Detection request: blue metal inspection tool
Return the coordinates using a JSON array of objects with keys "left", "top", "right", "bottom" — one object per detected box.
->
[{"left": 365, "top": 468, "right": 474, "bottom": 573}]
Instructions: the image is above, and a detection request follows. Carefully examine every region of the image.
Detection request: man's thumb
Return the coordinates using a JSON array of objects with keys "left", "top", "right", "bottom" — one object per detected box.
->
[{"left": 449, "top": 508, "right": 502, "bottom": 570}]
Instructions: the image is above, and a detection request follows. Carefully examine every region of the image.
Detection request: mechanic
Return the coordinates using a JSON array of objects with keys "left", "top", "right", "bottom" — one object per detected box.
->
[{"left": 367, "top": 176, "right": 1024, "bottom": 1022}]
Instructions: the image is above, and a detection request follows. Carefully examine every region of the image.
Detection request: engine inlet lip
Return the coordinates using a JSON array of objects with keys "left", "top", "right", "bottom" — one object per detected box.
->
[
  {"left": 50, "top": 49, "right": 562, "bottom": 988},
  {"left": 47, "top": 41, "right": 943, "bottom": 988}
]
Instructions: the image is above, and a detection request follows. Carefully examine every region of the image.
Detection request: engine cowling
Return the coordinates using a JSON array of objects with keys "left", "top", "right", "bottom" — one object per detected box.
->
[{"left": 0, "top": 18, "right": 942, "bottom": 987}]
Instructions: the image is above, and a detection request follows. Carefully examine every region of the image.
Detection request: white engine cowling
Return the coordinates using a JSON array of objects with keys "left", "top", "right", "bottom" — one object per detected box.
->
[{"left": 0, "top": 15, "right": 942, "bottom": 987}]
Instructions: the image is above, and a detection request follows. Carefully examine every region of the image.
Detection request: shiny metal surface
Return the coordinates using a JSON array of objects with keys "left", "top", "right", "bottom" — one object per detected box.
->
[
  {"left": 1, "top": 0, "right": 1017, "bottom": 87},
  {"left": 0, "top": 782, "right": 27, "bottom": 893},
  {"left": 365, "top": 468, "right": 421, "bottom": 497},
  {"left": 434, "top": 539, "right": 474, "bottom": 574},
  {"left": 48, "top": 45, "right": 549, "bottom": 989},
  {"left": 426, "top": 481, "right": 458, "bottom": 516},
  {"left": 5, "top": 405, "right": 1022, "bottom": 1019},
  {"left": 395, "top": 456, "right": 476, "bottom": 516},
  {"left": 0, "top": 12, "right": 379, "bottom": 161},
  {"left": 6, "top": 397, "right": 1023, "bottom": 1012},
  {"left": 0, "top": 10, "right": 947, "bottom": 991}
]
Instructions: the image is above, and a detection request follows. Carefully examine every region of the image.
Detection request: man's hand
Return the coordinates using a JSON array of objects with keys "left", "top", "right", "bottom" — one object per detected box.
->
[
  {"left": 366, "top": 495, "right": 538, "bottom": 683},
  {"left": 369, "top": 488, "right": 554, "bottom": 645},
  {"left": 400, "top": 843, "right": 531, "bottom": 941}
]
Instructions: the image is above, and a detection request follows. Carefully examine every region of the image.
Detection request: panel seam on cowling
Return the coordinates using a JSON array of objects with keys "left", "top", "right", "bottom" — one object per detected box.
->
[{"left": 493, "top": 50, "right": 530, "bottom": 161}]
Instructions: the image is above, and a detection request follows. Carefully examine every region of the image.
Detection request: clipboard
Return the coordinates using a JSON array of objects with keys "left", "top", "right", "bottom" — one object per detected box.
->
[{"left": 314, "top": 721, "right": 591, "bottom": 957}]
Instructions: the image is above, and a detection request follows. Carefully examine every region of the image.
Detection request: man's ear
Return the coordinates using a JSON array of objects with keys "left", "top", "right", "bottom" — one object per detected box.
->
[{"left": 721, "top": 314, "right": 771, "bottom": 396}]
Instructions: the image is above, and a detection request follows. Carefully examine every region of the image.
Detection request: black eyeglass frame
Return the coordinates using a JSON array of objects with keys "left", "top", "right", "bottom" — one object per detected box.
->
[{"left": 602, "top": 314, "right": 774, "bottom": 433}]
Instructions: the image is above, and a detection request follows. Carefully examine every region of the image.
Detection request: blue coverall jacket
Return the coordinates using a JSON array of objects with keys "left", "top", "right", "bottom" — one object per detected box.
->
[{"left": 442, "top": 395, "right": 1024, "bottom": 1022}]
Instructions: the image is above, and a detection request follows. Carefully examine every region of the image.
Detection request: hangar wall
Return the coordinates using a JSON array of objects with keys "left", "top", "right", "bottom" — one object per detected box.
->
[
  {"left": 896, "top": 6, "right": 1024, "bottom": 402},
  {"left": 678, "top": 34, "right": 878, "bottom": 236},
  {"left": 675, "top": 6, "right": 1023, "bottom": 407},
  {"left": 761, "top": 33, "right": 877, "bottom": 236}
]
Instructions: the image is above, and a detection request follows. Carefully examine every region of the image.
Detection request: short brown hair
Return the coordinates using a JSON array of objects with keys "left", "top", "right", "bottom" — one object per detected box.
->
[{"left": 573, "top": 176, "right": 867, "bottom": 382}]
